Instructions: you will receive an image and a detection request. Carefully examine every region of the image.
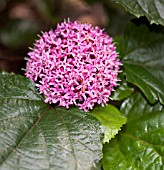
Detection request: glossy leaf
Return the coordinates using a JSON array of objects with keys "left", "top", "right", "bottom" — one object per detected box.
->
[
  {"left": 110, "top": 82, "right": 134, "bottom": 101},
  {"left": 102, "top": 93, "right": 164, "bottom": 170},
  {"left": 121, "top": 24, "right": 164, "bottom": 104},
  {"left": 0, "top": 73, "right": 42, "bottom": 100},
  {"left": 111, "top": 0, "right": 164, "bottom": 26},
  {"left": 0, "top": 74, "right": 103, "bottom": 170},
  {"left": 91, "top": 105, "right": 127, "bottom": 143}
]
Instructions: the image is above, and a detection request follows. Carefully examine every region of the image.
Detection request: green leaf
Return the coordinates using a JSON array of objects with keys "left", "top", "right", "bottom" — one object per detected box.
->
[
  {"left": 91, "top": 105, "right": 127, "bottom": 143},
  {"left": 110, "top": 82, "right": 134, "bottom": 101},
  {"left": 121, "top": 24, "right": 164, "bottom": 104},
  {"left": 119, "top": 24, "right": 163, "bottom": 57},
  {"left": 111, "top": 0, "right": 164, "bottom": 26},
  {"left": 102, "top": 93, "right": 164, "bottom": 170},
  {"left": 0, "top": 74, "right": 42, "bottom": 100},
  {"left": 0, "top": 74, "right": 103, "bottom": 170},
  {"left": 124, "top": 62, "right": 164, "bottom": 104}
]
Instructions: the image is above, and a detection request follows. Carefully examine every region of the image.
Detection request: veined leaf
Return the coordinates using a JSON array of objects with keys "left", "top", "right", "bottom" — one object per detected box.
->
[
  {"left": 0, "top": 74, "right": 103, "bottom": 170},
  {"left": 91, "top": 105, "right": 127, "bottom": 143},
  {"left": 111, "top": 0, "right": 164, "bottom": 26},
  {"left": 121, "top": 24, "right": 164, "bottom": 104},
  {"left": 102, "top": 93, "right": 164, "bottom": 170}
]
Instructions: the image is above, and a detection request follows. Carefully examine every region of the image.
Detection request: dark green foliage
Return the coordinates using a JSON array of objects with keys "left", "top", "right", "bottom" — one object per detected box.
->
[
  {"left": 0, "top": 0, "right": 164, "bottom": 169},
  {"left": 111, "top": 0, "right": 164, "bottom": 26},
  {"left": 0, "top": 74, "right": 103, "bottom": 170},
  {"left": 102, "top": 93, "right": 164, "bottom": 170}
]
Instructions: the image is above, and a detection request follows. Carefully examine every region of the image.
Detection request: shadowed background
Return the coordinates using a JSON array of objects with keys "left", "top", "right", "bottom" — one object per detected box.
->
[{"left": 0, "top": 0, "right": 132, "bottom": 74}]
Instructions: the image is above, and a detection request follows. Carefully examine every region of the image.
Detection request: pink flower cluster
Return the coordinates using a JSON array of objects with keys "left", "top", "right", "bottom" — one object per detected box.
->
[{"left": 25, "top": 20, "right": 121, "bottom": 111}]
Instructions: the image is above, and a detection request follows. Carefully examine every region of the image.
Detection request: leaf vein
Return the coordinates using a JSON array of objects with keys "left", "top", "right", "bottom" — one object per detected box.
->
[
  {"left": 55, "top": 110, "right": 78, "bottom": 170},
  {"left": 0, "top": 107, "right": 51, "bottom": 166}
]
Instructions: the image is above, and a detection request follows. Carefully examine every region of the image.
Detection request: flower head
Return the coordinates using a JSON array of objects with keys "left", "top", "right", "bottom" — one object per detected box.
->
[{"left": 25, "top": 20, "right": 121, "bottom": 111}]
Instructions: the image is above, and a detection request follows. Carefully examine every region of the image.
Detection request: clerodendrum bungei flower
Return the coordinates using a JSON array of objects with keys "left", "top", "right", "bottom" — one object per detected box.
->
[{"left": 25, "top": 20, "right": 121, "bottom": 112}]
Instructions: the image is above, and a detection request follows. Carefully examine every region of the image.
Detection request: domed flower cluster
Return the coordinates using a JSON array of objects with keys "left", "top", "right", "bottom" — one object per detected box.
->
[{"left": 25, "top": 20, "right": 121, "bottom": 112}]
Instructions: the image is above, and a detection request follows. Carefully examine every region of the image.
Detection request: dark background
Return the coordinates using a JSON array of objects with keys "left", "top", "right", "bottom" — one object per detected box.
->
[{"left": 0, "top": 0, "right": 132, "bottom": 75}]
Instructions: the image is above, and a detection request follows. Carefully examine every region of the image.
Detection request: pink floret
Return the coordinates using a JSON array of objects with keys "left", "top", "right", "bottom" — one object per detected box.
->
[{"left": 25, "top": 20, "right": 121, "bottom": 112}]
